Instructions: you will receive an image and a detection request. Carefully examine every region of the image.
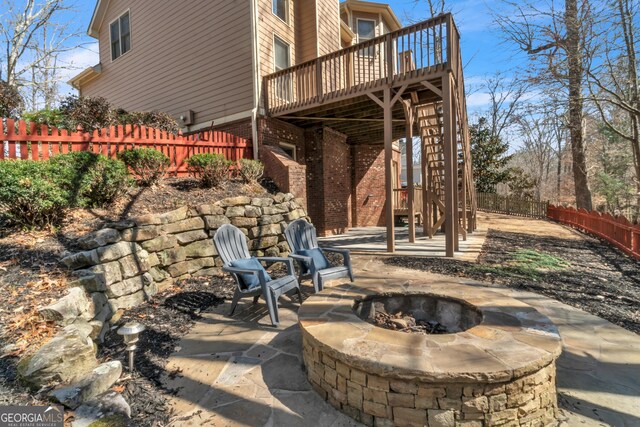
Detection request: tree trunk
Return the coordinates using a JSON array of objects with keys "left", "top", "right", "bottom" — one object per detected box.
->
[
  {"left": 556, "top": 139, "right": 562, "bottom": 199},
  {"left": 566, "top": 0, "right": 592, "bottom": 210},
  {"left": 617, "top": 0, "right": 640, "bottom": 209}
]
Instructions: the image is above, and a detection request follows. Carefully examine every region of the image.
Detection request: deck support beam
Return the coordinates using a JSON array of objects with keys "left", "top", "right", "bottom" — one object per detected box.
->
[
  {"left": 442, "top": 73, "right": 458, "bottom": 257},
  {"left": 402, "top": 99, "right": 416, "bottom": 243},
  {"left": 368, "top": 86, "right": 405, "bottom": 253}
]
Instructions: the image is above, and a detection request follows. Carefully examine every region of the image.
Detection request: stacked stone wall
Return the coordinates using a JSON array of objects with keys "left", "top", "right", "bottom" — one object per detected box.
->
[
  {"left": 42, "top": 193, "right": 308, "bottom": 342},
  {"left": 303, "top": 338, "right": 558, "bottom": 427}
]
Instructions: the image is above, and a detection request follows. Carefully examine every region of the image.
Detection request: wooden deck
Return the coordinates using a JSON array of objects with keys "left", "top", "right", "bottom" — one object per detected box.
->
[{"left": 263, "top": 13, "right": 476, "bottom": 257}]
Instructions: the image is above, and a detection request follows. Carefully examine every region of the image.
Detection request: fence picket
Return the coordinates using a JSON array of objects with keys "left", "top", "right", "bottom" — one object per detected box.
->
[
  {"left": 0, "top": 119, "right": 253, "bottom": 176},
  {"left": 477, "top": 192, "right": 548, "bottom": 219},
  {"left": 548, "top": 205, "right": 639, "bottom": 261}
]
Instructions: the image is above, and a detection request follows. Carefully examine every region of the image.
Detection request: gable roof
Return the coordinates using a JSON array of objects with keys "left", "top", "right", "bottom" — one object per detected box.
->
[
  {"left": 87, "top": 0, "right": 110, "bottom": 38},
  {"left": 340, "top": 0, "right": 402, "bottom": 31}
]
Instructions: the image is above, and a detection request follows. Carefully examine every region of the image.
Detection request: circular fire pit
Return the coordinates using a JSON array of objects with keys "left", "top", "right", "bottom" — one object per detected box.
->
[
  {"left": 354, "top": 294, "right": 482, "bottom": 334},
  {"left": 299, "top": 281, "right": 562, "bottom": 427}
]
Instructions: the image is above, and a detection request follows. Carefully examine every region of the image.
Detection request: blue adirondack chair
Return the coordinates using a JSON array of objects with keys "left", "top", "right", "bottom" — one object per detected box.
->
[
  {"left": 284, "top": 219, "right": 354, "bottom": 293},
  {"left": 213, "top": 224, "right": 302, "bottom": 326}
]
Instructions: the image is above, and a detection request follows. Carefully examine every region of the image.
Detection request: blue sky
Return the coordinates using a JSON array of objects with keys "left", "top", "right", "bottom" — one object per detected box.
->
[{"left": 58, "top": 0, "right": 519, "bottom": 117}]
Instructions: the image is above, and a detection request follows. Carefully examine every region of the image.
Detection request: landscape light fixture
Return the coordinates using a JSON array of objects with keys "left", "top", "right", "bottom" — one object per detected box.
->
[{"left": 117, "top": 321, "right": 146, "bottom": 372}]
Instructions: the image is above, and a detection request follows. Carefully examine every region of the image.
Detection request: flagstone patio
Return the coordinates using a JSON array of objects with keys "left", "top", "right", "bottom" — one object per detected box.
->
[{"left": 161, "top": 255, "right": 640, "bottom": 426}]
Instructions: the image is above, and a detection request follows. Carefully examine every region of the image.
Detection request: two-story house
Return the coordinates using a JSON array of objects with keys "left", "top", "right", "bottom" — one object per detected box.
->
[{"left": 70, "top": 0, "right": 475, "bottom": 256}]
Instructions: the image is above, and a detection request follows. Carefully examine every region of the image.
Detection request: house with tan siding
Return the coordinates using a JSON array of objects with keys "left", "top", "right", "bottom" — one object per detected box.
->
[{"left": 70, "top": 0, "right": 476, "bottom": 256}]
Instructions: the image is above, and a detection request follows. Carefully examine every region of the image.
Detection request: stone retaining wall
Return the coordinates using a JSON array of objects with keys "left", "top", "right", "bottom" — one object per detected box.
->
[
  {"left": 41, "top": 193, "right": 308, "bottom": 341},
  {"left": 304, "top": 340, "right": 558, "bottom": 427}
]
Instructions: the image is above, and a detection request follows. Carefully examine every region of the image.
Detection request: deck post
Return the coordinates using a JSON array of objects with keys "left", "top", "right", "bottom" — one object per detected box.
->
[
  {"left": 442, "top": 73, "right": 456, "bottom": 257},
  {"left": 422, "top": 130, "right": 430, "bottom": 238},
  {"left": 383, "top": 87, "right": 395, "bottom": 253},
  {"left": 402, "top": 100, "right": 416, "bottom": 243}
]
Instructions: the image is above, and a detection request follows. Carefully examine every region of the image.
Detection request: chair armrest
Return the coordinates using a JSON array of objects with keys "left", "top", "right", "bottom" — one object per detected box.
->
[
  {"left": 256, "top": 256, "right": 295, "bottom": 276},
  {"left": 288, "top": 253, "right": 312, "bottom": 262},
  {"left": 222, "top": 266, "right": 260, "bottom": 275},
  {"left": 321, "top": 247, "right": 350, "bottom": 256},
  {"left": 321, "top": 247, "right": 351, "bottom": 266},
  {"left": 288, "top": 253, "right": 316, "bottom": 274},
  {"left": 222, "top": 265, "right": 269, "bottom": 290}
]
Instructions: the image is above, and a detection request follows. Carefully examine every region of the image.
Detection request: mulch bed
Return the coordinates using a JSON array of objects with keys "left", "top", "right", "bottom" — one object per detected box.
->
[
  {"left": 0, "top": 177, "right": 278, "bottom": 359},
  {"left": 0, "top": 176, "right": 276, "bottom": 418},
  {"left": 384, "top": 229, "right": 640, "bottom": 334},
  {"left": 93, "top": 276, "right": 234, "bottom": 427}
]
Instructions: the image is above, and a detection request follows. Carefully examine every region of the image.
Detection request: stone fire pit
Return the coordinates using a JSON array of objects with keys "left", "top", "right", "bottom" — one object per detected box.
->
[{"left": 298, "top": 281, "right": 562, "bottom": 427}]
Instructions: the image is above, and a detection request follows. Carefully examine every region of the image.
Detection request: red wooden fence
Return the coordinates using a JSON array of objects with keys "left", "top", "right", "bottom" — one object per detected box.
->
[
  {"left": 0, "top": 119, "right": 253, "bottom": 176},
  {"left": 548, "top": 205, "right": 640, "bottom": 260}
]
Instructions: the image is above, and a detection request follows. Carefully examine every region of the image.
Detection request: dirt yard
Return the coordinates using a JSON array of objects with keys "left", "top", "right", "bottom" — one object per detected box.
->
[{"left": 386, "top": 211, "right": 640, "bottom": 334}]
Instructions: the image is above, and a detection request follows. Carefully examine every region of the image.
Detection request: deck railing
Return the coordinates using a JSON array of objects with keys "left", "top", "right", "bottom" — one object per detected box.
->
[
  {"left": 1, "top": 119, "right": 253, "bottom": 176},
  {"left": 393, "top": 188, "right": 424, "bottom": 214},
  {"left": 264, "top": 14, "right": 452, "bottom": 114}
]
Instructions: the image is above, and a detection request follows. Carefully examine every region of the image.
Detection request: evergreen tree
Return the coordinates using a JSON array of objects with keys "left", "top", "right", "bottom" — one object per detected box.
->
[{"left": 470, "top": 117, "right": 512, "bottom": 193}]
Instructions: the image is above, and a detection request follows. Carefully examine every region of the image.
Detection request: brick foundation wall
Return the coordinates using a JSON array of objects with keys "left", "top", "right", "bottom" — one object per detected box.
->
[
  {"left": 322, "top": 127, "right": 352, "bottom": 235},
  {"left": 260, "top": 145, "right": 308, "bottom": 210},
  {"left": 214, "top": 116, "right": 401, "bottom": 236},
  {"left": 304, "top": 128, "right": 326, "bottom": 233},
  {"left": 352, "top": 144, "right": 386, "bottom": 227},
  {"left": 304, "top": 127, "right": 352, "bottom": 236},
  {"left": 351, "top": 144, "right": 403, "bottom": 227},
  {"left": 211, "top": 119, "right": 253, "bottom": 141},
  {"left": 259, "top": 117, "right": 306, "bottom": 163}
]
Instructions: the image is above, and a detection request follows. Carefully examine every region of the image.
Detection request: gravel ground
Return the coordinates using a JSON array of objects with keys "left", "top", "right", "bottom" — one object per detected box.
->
[{"left": 384, "top": 228, "right": 640, "bottom": 334}]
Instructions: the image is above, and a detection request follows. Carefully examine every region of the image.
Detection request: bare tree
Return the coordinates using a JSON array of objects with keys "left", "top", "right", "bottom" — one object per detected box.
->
[
  {"left": 495, "top": 0, "right": 595, "bottom": 210},
  {"left": 514, "top": 106, "right": 556, "bottom": 200},
  {"left": 587, "top": 0, "right": 640, "bottom": 207},
  {"left": 0, "top": 0, "right": 83, "bottom": 109},
  {"left": 481, "top": 72, "right": 530, "bottom": 141}
]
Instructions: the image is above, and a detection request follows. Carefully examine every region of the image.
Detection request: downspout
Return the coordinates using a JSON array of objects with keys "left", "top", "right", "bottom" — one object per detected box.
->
[{"left": 250, "top": 0, "right": 260, "bottom": 160}]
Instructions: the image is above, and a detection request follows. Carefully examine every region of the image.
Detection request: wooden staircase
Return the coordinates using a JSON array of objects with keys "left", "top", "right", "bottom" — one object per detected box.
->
[{"left": 415, "top": 99, "right": 474, "bottom": 239}]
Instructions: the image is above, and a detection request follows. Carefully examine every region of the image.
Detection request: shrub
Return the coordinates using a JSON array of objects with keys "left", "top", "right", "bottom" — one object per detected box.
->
[
  {"left": 22, "top": 108, "right": 65, "bottom": 128},
  {"left": 120, "top": 110, "right": 180, "bottom": 134},
  {"left": 238, "top": 159, "right": 264, "bottom": 183},
  {"left": 50, "top": 152, "right": 130, "bottom": 207},
  {"left": 118, "top": 148, "right": 170, "bottom": 186},
  {"left": 0, "top": 81, "right": 23, "bottom": 118},
  {"left": 59, "top": 95, "right": 116, "bottom": 131},
  {"left": 186, "top": 153, "right": 232, "bottom": 188},
  {"left": 0, "top": 160, "right": 69, "bottom": 227}
]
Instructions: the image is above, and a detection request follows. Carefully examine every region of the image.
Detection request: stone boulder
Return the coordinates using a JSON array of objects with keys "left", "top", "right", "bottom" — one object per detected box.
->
[
  {"left": 39, "top": 287, "right": 91, "bottom": 324},
  {"left": 77, "top": 229, "right": 121, "bottom": 250},
  {"left": 50, "top": 361, "right": 122, "bottom": 409},
  {"left": 72, "top": 391, "right": 131, "bottom": 427},
  {"left": 17, "top": 324, "right": 97, "bottom": 389}
]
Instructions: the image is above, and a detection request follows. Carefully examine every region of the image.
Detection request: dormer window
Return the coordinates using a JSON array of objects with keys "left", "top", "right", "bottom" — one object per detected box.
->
[
  {"left": 273, "top": 0, "right": 288, "bottom": 23},
  {"left": 356, "top": 19, "right": 376, "bottom": 56},
  {"left": 110, "top": 11, "right": 131, "bottom": 61},
  {"left": 356, "top": 19, "right": 376, "bottom": 43}
]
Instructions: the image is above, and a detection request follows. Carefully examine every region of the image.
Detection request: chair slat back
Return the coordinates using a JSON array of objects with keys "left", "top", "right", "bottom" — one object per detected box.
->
[
  {"left": 284, "top": 219, "right": 319, "bottom": 253},
  {"left": 213, "top": 224, "right": 251, "bottom": 265}
]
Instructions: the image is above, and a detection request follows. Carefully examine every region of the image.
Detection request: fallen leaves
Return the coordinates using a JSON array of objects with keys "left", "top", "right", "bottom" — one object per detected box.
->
[{"left": 0, "top": 276, "right": 68, "bottom": 358}]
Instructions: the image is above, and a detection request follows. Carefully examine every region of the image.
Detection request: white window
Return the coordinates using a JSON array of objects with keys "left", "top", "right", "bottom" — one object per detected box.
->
[
  {"left": 279, "top": 142, "right": 296, "bottom": 160},
  {"left": 274, "top": 36, "right": 292, "bottom": 100},
  {"left": 274, "top": 36, "right": 290, "bottom": 71},
  {"left": 110, "top": 11, "right": 131, "bottom": 61},
  {"left": 273, "top": 0, "right": 288, "bottom": 23},
  {"left": 357, "top": 19, "right": 376, "bottom": 56}
]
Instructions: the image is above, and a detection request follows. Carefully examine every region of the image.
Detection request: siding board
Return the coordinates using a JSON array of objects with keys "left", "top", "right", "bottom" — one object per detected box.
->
[
  {"left": 316, "top": 0, "right": 340, "bottom": 55},
  {"left": 82, "top": 0, "right": 253, "bottom": 127}
]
